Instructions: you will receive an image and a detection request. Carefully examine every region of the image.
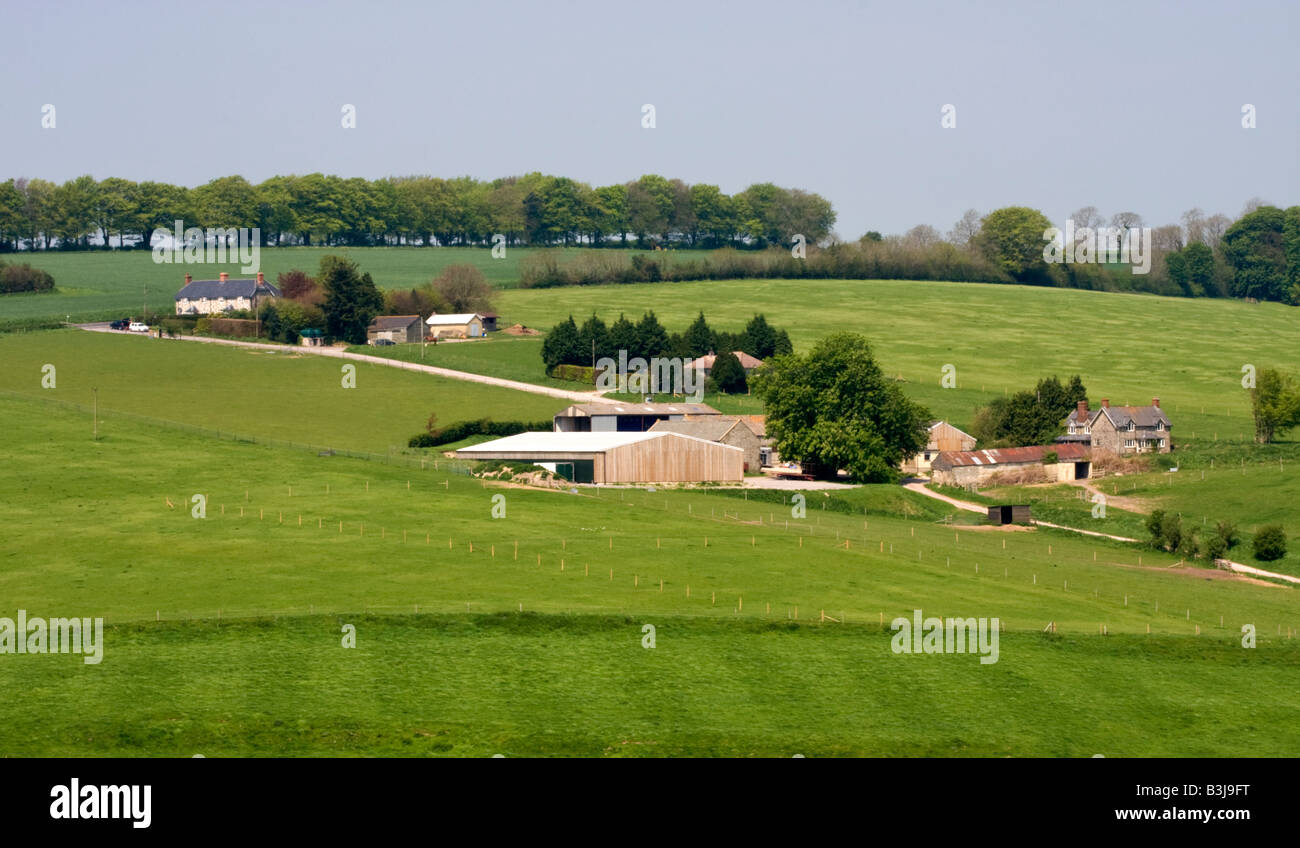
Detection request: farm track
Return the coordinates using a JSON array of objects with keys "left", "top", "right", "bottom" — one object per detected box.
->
[
  {"left": 76, "top": 324, "right": 612, "bottom": 404},
  {"left": 903, "top": 479, "right": 1300, "bottom": 586}
]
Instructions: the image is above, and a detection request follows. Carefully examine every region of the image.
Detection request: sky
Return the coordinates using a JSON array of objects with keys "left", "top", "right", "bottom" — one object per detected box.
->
[{"left": 1, "top": 0, "right": 1296, "bottom": 239}]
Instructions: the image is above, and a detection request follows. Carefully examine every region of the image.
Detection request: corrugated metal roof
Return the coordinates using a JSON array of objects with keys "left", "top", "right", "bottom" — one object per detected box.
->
[
  {"left": 933, "top": 443, "right": 1091, "bottom": 469},
  {"left": 425, "top": 313, "right": 483, "bottom": 325},
  {"left": 558, "top": 402, "right": 721, "bottom": 417},
  {"left": 455, "top": 430, "right": 741, "bottom": 454}
]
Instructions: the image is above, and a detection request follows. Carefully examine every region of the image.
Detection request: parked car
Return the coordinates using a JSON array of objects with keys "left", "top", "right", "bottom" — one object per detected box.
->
[
  {"left": 128, "top": 321, "right": 150, "bottom": 333},
  {"left": 109, "top": 319, "right": 129, "bottom": 330},
  {"left": 374, "top": 338, "right": 396, "bottom": 346}
]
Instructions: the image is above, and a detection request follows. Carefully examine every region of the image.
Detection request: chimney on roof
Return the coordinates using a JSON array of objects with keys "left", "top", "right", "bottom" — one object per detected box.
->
[
  {"left": 256, "top": 272, "right": 264, "bottom": 284},
  {"left": 219, "top": 272, "right": 229, "bottom": 282},
  {"left": 1152, "top": 397, "right": 1160, "bottom": 408},
  {"left": 1101, "top": 398, "right": 1110, "bottom": 408},
  {"left": 184, "top": 273, "right": 192, "bottom": 285},
  {"left": 1077, "top": 400, "right": 1088, "bottom": 420}
]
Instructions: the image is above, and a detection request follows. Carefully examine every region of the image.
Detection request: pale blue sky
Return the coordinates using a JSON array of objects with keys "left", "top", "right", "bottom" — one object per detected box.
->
[{"left": 2, "top": 0, "right": 1295, "bottom": 238}]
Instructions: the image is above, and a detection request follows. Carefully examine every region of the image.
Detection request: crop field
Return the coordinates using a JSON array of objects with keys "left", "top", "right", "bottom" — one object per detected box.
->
[
  {"left": 2, "top": 395, "right": 1298, "bottom": 756},
  {"left": 0, "top": 246, "right": 622, "bottom": 326}
]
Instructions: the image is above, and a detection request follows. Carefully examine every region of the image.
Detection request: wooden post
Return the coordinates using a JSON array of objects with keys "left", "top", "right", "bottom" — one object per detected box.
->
[{"left": 514, "top": 541, "right": 518, "bottom": 560}]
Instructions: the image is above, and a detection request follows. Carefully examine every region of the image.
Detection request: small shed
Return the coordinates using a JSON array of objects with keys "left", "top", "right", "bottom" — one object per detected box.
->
[
  {"left": 300, "top": 328, "right": 326, "bottom": 347},
  {"left": 426, "top": 313, "right": 485, "bottom": 339},
  {"left": 987, "top": 505, "right": 1033, "bottom": 525}
]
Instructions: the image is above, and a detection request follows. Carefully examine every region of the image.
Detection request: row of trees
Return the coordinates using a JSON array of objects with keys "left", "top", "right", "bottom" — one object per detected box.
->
[
  {"left": 941, "top": 203, "right": 1300, "bottom": 304},
  {"left": 0, "top": 173, "right": 835, "bottom": 252},
  {"left": 541, "top": 311, "right": 792, "bottom": 372}
]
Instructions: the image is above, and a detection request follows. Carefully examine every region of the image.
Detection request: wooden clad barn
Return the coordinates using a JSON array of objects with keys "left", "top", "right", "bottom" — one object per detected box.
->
[
  {"left": 930, "top": 443, "right": 1091, "bottom": 487},
  {"left": 902, "top": 420, "right": 977, "bottom": 475},
  {"left": 454, "top": 431, "right": 742, "bottom": 483},
  {"left": 648, "top": 417, "right": 762, "bottom": 471}
]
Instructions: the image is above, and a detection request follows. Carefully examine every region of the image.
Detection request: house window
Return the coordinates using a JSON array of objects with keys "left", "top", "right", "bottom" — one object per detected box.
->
[
  {"left": 1157, "top": 421, "right": 1164, "bottom": 431},
  {"left": 1159, "top": 439, "right": 1166, "bottom": 447},
  {"left": 1068, "top": 425, "right": 1075, "bottom": 434},
  {"left": 1124, "top": 439, "right": 1135, "bottom": 448}
]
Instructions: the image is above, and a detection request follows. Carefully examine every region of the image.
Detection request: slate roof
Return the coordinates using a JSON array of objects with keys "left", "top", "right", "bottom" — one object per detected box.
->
[
  {"left": 1067, "top": 404, "right": 1171, "bottom": 429},
  {"left": 175, "top": 278, "right": 280, "bottom": 300},
  {"left": 647, "top": 419, "right": 742, "bottom": 441},
  {"left": 369, "top": 315, "right": 421, "bottom": 331}
]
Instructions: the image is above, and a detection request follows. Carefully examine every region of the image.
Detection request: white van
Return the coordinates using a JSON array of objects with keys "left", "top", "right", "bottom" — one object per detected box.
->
[{"left": 128, "top": 321, "right": 150, "bottom": 333}]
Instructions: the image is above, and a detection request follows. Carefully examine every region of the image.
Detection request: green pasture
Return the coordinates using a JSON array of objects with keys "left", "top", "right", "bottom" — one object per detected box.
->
[
  {"left": 2, "top": 396, "right": 1298, "bottom": 755},
  {"left": 0, "top": 329, "right": 562, "bottom": 453}
]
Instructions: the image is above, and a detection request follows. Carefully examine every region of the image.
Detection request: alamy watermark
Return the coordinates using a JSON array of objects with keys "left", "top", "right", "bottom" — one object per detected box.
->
[
  {"left": 1, "top": 610, "right": 104, "bottom": 664},
  {"left": 891, "top": 609, "right": 1000, "bottom": 664},
  {"left": 594, "top": 351, "right": 704, "bottom": 401},
  {"left": 1042, "top": 219, "right": 1152, "bottom": 275},
  {"left": 152, "top": 220, "right": 261, "bottom": 274}
]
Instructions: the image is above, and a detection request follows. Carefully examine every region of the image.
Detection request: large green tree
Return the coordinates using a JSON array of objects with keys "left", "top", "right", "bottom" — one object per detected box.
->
[
  {"left": 1250, "top": 367, "right": 1300, "bottom": 444},
  {"left": 976, "top": 206, "right": 1056, "bottom": 283},
  {"left": 320, "top": 255, "right": 383, "bottom": 344},
  {"left": 751, "top": 332, "right": 931, "bottom": 482}
]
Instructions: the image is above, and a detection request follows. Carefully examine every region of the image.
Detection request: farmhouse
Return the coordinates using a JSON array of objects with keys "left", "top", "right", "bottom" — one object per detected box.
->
[
  {"left": 1060, "top": 398, "right": 1171, "bottom": 454},
  {"left": 930, "top": 443, "right": 1092, "bottom": 487},
  {"left": 367, "top": 315, "right": 423, "bottom": 344},
  {"left": 902, "top": 421, "right": 977, "bottom": 475},
  {"left": 553, "top": 402, "right": 721, "bottom": 433},
  {"left": 648, "top": 417, "right": 762, "bottom": 471},
  {"left": 174, "top": 272, "right": 280, "bottom": 315},
  {"left": 686, "top": 350, "right": 764, "bottom": 377},
  {"left": 454, "top": 430, "right": 743, "bottom": 483},
  {"left": 425, "top": 313, "right": 485, "bottom": 339}
]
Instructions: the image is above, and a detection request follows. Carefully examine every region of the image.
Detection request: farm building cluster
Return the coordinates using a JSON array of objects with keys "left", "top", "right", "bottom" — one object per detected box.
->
[{"left": 456, "top": 402, "right": 774, "bottom": 484}]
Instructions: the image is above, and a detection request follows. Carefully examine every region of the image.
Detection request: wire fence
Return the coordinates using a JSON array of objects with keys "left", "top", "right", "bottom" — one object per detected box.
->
[{"left": 0, "top": 389, "right": 477, "bottom": 475}]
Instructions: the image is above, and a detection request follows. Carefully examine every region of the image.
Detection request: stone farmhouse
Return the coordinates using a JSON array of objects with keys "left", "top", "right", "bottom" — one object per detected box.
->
[
  {"left": 1059, "top": 398, "right": 1172, "bottom": 454},
  {"left": 174, "top": 272, "right": 280, "bottom": 315}
]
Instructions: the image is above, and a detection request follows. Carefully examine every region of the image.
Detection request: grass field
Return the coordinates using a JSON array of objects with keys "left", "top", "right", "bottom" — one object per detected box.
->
[
  {"left": 2, "top": 396, "right": 1298, "bottom": 756},
  {"left": 0, "top": 246, "right": 626, "bottom": 326},
  {"left": 0, "top": 330, "right": 563, "bottom": 453},
  {"left": 4, "top": 270, "right": 1299, "bottom": 756},
  {"left": 499, "top": 276, "right": 1292, "bottom": 440}
]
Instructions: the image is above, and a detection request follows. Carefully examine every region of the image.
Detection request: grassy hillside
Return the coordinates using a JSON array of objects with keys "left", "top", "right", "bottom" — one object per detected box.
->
[
  {"left": 0, "top": 330, "right": 563, "bottom": 453},
  {"left": 499, "top": 277, "right": 1290, "bottom": 441},
  {"left": 2, "top": 396, "right": 1297, "bottom": 755}
]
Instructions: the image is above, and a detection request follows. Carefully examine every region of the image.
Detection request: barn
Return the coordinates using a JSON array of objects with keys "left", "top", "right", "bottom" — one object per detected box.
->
[
  {"left": 902, "top": 420, "right": 977, "bottom": 475},
  {"left": 552, "top": 402, "right": 720, "bottom": 433},
  {"left": 930, "top": 443, "right": 1092, "bottom": 487},
  {"left": 453, "top": 431, "right": 743, "bottom": 483}
]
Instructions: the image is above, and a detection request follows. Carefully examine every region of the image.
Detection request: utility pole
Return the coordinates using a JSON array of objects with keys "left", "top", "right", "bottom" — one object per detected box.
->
[{"left": 92, "top": 387, "right": 98, "bottom": 440}]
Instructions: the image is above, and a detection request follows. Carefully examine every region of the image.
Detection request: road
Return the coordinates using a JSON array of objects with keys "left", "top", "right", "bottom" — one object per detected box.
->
[{"left": 76, "top": 323, "right": 614, "bottom": 405}]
